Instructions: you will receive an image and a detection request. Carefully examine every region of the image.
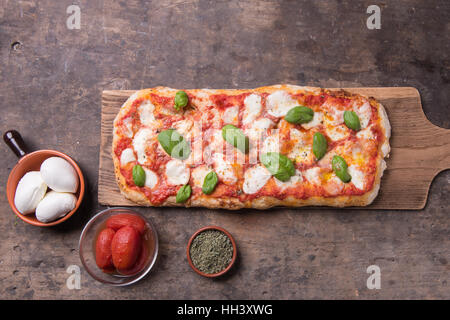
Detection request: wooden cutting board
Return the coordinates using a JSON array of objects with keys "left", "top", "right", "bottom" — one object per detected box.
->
[{"left": 98, "top": 87, "right": 450, "bottom": 210}]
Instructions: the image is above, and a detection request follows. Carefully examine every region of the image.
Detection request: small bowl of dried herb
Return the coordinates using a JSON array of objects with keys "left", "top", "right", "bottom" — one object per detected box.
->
[{"left": 187, "top": 226, "right": 237, "bottom": 278}]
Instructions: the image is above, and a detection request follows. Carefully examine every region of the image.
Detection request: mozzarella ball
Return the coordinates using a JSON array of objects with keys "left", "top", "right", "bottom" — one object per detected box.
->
[
  {"left": 40, "top": 157, "right": 79, "bottom": 193},
  {"left": 35, "top": 191, "right": 77, "bottom": 223},
  {"left": 14, "top": 171, "right": 48, "bottom": 214}
]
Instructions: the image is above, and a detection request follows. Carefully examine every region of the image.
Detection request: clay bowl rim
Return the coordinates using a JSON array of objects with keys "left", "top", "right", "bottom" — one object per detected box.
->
[
  {"left": 186, "top": 225, "right": 237, "bottom": 278},
  {"left": 6, "top": 149, "right": 85, "bottom": 227}
]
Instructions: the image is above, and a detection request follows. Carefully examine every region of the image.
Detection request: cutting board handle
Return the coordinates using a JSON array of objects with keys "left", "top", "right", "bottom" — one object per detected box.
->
[
  {"left": 436, "top": 126, "right": 450, "bottom": 171},
  {"left": 420, "top": 118, "right": 450, "bottom": 173}
]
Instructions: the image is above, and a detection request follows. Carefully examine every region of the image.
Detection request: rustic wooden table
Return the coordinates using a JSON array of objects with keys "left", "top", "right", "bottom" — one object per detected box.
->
[{"left": 0, "top": 0, "right": 448, "bottom": 299}]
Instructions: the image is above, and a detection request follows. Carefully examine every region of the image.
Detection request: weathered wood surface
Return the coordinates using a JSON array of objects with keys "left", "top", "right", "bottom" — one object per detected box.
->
[
  {"left": 98, "top": 87, "right": 450, "bottom": 209},
  {"left": 0, "top": 0, "right": 449, "bottom": 299}
]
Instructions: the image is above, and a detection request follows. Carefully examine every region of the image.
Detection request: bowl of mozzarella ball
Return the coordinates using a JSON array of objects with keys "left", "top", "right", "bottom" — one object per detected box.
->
[{"left": 7, "top": 151, "right": 85, "bottom": 227}]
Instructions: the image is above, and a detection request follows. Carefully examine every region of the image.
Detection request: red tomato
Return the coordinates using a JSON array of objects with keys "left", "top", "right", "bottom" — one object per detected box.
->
[
  {"left": 111, "top": 226, "right": 142, "bottom": 270},
  {"left": 95, "top": 228, "right": 115, "bottom": 270},
  {"left": 118, "top": 241, "right": 149, "bottom": 275},
  {"left": 106, "top": 214, "right": 147, "bottom": 235}
]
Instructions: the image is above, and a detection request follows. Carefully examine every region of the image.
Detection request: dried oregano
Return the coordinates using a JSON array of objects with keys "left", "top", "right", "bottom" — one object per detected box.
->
[{"left": 189, "top": 230, "right": 233, "bottom": 274}]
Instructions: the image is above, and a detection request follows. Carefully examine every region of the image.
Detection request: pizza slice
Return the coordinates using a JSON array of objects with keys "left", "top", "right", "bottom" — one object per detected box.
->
[{"left": 112, "top": 85, "right": 390, "bottom": 209}]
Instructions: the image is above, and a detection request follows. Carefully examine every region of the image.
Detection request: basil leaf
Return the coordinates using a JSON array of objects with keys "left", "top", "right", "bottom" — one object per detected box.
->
[
  {"left": 343, "top": 110, "right": 361, "bottom": 131},
  {"left": 174, "top": 91, "right": 188, "bottom": 111},
  {"left": 285, "top": 106, "right": 314, "bottom": 124},
  {"left": 312, "top": 132, "right": 328, "bottom": 160},
  {"left": 332, "top": 155, "right": 352, "bottom": 183},
  {"left": 222, "top": 124, "right": 249, "bottom": 153},
  {"left": 157, "top": 129, "right": 191, "bottom": 160},
  {"left": 260, "top": 152, "right": 295, "bottom": 182},
  {"left": 202, "top": 171, "right": 218, "bottom": 195},
  {"left": 176, "top": 184, "right": 192, "bottom": 203},
  {"left": 132, "top": 164, "right": 146, "bottom": 187}
]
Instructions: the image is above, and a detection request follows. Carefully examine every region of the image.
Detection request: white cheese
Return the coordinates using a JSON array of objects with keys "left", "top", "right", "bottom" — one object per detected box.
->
[
  {"left": 288, "top": 140, "right": 314, "bottom": 164},
  {"left": 243, "top": 94, "right": 262, "bottom": 125},
  {"left": 326, "top": 124, "right": 349, "bottom": 141},
  {"left": 290, "top": 128, "right": 305, "bottom": 142},
  {"left": 132, "top": 128, "right": 155, "bottom": 164},
  {"left": 243, "top": 165, "right": 271, "bottom": 194},
  {"left": 261, "top": 134, "right": 280, "bottom": 154},
  {"left": 324, "top": 175, "right": 344, "bottom": 195},
  {"left": 301, "top": 111, "right": 323, "bottom": 130},
  {"left": 356, "top": 125, "right": 375, "bottom": 141},
  {"left": 143, "top": 167, "right": 158, "bottom": 189},
  {"left": 184, "top": 122, "right": 203, "bottom": 165},
  {"left": 274, "top": 170, "right": 303, "bottom": 190},
  {"left": 138, "top": 100, "right": 155, "bottom": 126},
  {"left": 120, "top": 148, "right": 136, "bottom": 166},
  {"left": 245, "top": 118, "right": 274, "bottom": 140},
  {"left": 192, "top": 165, "right": 212, "bottom": 188},
  {"left": 317, "top": 150, "right": 337, "bottom": 169},
  {"left": 222, "top": 106, "right": 240, "bottom": 125},
  {"left": 191, "top": 91, "right": 213, "bottom": 110},
  {"left": 206, "top": 129, "right": 224, "bottom": 151},
  {"left": 325, "top": 107, "right": 345, "bottom": 126},
  {"left": 266, "top": 91, "right": 298, "bottom": 117},
  {"left": 173, "top": 119, "right": 193, "bottom": 137},
  {"left": 14, "top": 171, "right": 47, "bottom": 215},
  {"left": 212, "top": 153, "right": 237, "bottom": 185},
  {"left": 122, "top": 117, "right": 134, "bottom": 138},
  {"left": 35, "top": 191, "right": 77, "bottom": 223},
  {"left": 201, "top": 108, "right": 221, "bottom": 128},
  {"left": 40, "top": 157, "right": 79, "bottom": 193},
  {"left": 165, "top": 159, "right": 190, "bottom": 185},
  {"left": 304, "top": 167, "right": 322, "bottom": 185},
  {"left": 353, "top": 101, "right": 372, "bottom": 129},
  {"left": 348, "top": 165, "right": 365, "bottom": 190}
]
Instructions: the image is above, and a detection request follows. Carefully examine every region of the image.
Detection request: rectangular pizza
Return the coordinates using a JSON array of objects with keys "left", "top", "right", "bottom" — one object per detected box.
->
[{"left": 112, "top": 85, "right": 391, "bottom": 209}]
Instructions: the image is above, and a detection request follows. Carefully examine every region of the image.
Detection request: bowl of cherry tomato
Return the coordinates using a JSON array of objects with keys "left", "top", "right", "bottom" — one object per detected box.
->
[{"left": 79, "top": 207, "right": 158, "bottom": 286}]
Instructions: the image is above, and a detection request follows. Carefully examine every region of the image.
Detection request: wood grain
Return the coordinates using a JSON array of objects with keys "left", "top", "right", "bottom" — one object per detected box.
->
[{"left": 98, "top": 87, "right": 450, "bottom": 210}]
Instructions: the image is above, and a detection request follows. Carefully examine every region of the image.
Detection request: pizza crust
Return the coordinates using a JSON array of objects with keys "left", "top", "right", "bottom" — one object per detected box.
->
[{"left": 112, "top": 85, "right": 391, "bottom": 209}]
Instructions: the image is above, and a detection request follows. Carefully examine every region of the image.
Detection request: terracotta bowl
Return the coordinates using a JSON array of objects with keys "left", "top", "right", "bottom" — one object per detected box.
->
[
  {"left": 4, "top": 130, "right": 85, "bottom": 227},
  {"left": 186, "top": 225, "right": 237, "bottom": 278}
]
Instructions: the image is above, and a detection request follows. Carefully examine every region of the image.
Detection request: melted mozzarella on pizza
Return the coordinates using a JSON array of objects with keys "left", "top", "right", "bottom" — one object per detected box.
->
[
  {"left": 245, "top": 118, "right": 274, "bottom": 140},
  {"left": 304, "top": 167, "right": 322, "bottom": 185},
  {"left": 165, "top": 159, "right": 190, "bottom": 185},
  {"left": 143, "top": 167, "right": 158, "bottom": 189},
  {"left": 212, "top": 153, "right": 238, "bottom": 185},
  {"left": 121, "top": 117, "right": 134, "bottom": 138},
  {"left": 133, "top": 128, "right": 155, "bottom": 164},
  {"left": 120, "top": 148, "right": 135, "bottom": 166},
  {"left": 192, "top": 165, "right": 212, "bottom": 188},
  {"left": 222, "top": 106, "right": 240, "bottom": 125},
  {"left": 261, "top": 134, "right": 280, "bottom": 154},
  {"left": 138, "top": 100, "right": 155, "bottom": 125},
  {"left": 301, "top": 111, "right": 323, "bottom": 129},
  {"left": 326, "top": 124, "right": 349, "bottom": 141},
  {"left": 243, "top": 165, "right": 271, "bottom": 194},
  {"left": 266, "top": 90, "right": 298, "bottom": 117},
  {"left": 274, "top": 170, "right": 303, "bottom": 190},
  {"left": 353, "top": 101, "right": 372, "bottom": 129},
  {"left": 348, "top": 165, "right": 365, "bottom": 190},
  {"left": 243, "top": 94, "right": 262, "bottom": 125}
]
